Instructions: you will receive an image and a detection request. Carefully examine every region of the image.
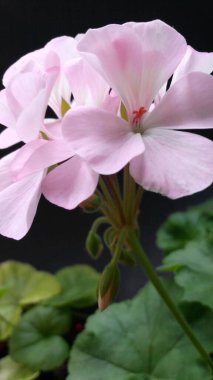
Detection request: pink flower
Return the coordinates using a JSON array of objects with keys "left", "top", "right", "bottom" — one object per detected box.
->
[
  {"left": 0, "top": 36, "right": 118, "bottom": 238},
  {"left": 11, "top": 46, "right": 119, "bottom": 210},
  {"left": 0, "top": 48, "right": 60, "bottom": 240},
  {"left": 62, "top": 20, "right": 213, "bottom": 199}
]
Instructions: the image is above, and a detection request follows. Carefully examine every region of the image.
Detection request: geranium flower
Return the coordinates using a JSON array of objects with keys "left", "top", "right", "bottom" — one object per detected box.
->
[
  {"left": 0, "top": 37, "right": 118, "bottom": 238},
  {"left": 62, "top": 20, "right": 213, "bottom": 199},
  {"left": 0, "top": 49, "right": 60, "bottom": 239}
]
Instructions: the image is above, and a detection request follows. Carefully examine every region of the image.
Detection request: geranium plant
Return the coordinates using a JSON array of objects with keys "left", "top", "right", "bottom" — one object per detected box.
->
[{"left": 0, "top": 19, "right": 212, "bottom": 380}]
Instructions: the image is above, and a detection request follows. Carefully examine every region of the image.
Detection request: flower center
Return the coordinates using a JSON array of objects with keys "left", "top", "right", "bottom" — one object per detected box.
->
[
  {"left": 132, "top": 107, "right": 146, "bottom": 124},
  {"left": 132, "top": 106, "right": 146, "bottom": 133}
]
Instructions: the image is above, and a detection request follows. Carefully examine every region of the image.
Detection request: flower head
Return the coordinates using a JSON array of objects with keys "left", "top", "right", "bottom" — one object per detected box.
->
[{"left": 62, "top": 20, "right": 213, "bottom": 199}]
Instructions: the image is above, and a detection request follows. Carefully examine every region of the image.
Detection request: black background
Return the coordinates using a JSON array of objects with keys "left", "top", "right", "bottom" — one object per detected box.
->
[{"left": 0, "top": 0, "right": 212, "bottom": 300}]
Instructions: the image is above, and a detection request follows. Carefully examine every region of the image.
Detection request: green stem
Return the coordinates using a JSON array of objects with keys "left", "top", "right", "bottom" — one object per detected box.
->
[
  {"left": 128, "top": 230, "right": 213, "bottom": 371},
  {"left": 111, "top": 174, "right": 122, "bottom": 201},
  {"left": 123, "top": 165, "right": 129, "bottom": 214},
  {"left": 112, "top": 227, "right": 128, "bottom": 265},
  {"left": 127, "top": 174, "right": 136, "bottom": 224},
  {"left": 100, "top": 204, "right": 121, "bottom": 229},
  {"left": 99, "top": 177, "right": 115, "bottom": 210},
  {"left": 105, "top": 176, "right": 126, "bottom": 224},
  {"left": 91, "top": 216, "right": 110, "bottom": 233},
  {"left": 134, "top": 186, "right": 144, "bottom": 217},
  {"left": 123, "top": 166, "right": 136, "bottom": 225},
  {"left": 99, "top": 177, "right": 121, "bottom": 228}
]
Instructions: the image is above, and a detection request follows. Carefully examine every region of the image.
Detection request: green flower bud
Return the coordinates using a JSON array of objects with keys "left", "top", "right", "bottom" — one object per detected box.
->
[
  {"left": 86, "top": 230, "right": 103, "bottom": 259},
  {"left": 98, "top": 262, "right": 120, "bottom": 311}
]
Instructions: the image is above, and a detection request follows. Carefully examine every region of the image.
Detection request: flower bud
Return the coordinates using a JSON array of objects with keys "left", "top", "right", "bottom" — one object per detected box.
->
[
  {"left": 80, "top": 193, "right": 101, "bottom": 213},
  {"left": 86, "top": 230, "right": 103, "bottom": 259},
  {"left": 98, "top": 263, "right": 120, "bottom": 311}
]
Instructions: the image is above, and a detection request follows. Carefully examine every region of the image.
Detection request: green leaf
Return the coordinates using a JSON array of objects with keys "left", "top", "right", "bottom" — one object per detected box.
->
[
  {"left": 161, "top": 242, "right": 213, "bottom": 309},
  {"left": 0, "top": 304, "right": 21, "bottom": 341},
  {"left": 0, "top": 261, "right": 61, "bottom": 305},
  {"left": 0, "top": 356, "right": 39, "bottom": 380},
  {"left": 47, "top": 265, "right": 100, "bottom": 309},
  {"left": 0, "top": 261, "right": 61, "bottom": 340},
  {"left": 9, "top": 305, "right": 71, "bottom": 371},
  {"left": 67, "top": 281, "right": 212, "bottom": 380},
  {"left": 157, "top": 199, "right": 213, "bottom": 255}
]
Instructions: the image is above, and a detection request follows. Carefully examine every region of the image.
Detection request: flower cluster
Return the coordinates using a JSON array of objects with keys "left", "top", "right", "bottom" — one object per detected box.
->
[{"left": 0, "top": 20, "right": 213, "bottom": 239}]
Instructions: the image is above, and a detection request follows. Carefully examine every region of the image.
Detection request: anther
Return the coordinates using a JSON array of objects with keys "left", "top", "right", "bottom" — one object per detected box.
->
[{"left": 132, "top": 107, "right": 146, "bottom": 124}]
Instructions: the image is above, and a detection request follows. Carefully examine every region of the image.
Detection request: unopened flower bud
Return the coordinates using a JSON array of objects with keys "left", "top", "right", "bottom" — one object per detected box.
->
[
  {"left": 80, "top": 193, "right": 101, "bottom": 213},
  {"left": 98, "top": 263, "right": 120, "bottom": 311},
  {"left": 86, "top": 230, "right": 103, "bottom": 259}
]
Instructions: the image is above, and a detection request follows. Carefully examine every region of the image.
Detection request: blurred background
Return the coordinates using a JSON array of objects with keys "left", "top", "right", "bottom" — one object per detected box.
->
[{"left": 0, "top": 0, "right": 212, "bottom": 300}]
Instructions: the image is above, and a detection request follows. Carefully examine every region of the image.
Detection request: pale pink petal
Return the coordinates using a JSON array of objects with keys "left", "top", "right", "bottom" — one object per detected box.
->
[
  {"left": 101, "top": 92, "right": 120, "bottom": 114},
  {"left": 7, "top": 72, "right": 45, "bottom": 111},
  {"left": 0, "top": 128, "right": 20, "bottom": 148},
  {"left": 0, "top": 90, "right": 16, "bottom": 128},
  {"left": 155, "top": 47, "right": 213, "bottom": 107},
  {"left": 45, "top": 36, "right": 78, "bottom": 64},
  {"left": 43, "top": 156, "right": 99, "bottom": 209},
  {"left": 48, "top": 74, "right": 71, "bottom": 117},
  {"left": 43, "top": 51, "right": 60, "bottom": 72},
  {"left": 12, "top": 139, "right": 74, "bottom": 179},
  {"left": 42, "top": 119, "right": 63, "bottom": 140},
  {"left": 3, "top": 49, "right": 44, "bottom": 86},
  {"left": 63, "top": 107, "right": 145, "bottom": 174},
  {"left": 130, "top": 128, "right": 213, "bottom": 199},
  {"left": 0, "top": 151, "right": 17, "bottom": 191},
  {"left": 172, "top": 45, "right": 213, "bottom": 84},
  {"left": 65, "top": 57, "right": 109, "bottom": 107},
  {"left": 0, "top": 151, "right": 44, "bottom": 239},
  {"left": 3, "top": 49, "right": 59, "bottom": 86},
  {"left": 154, "top": 83, "right": 167, "bottom": 105},
  {"left": 11, "top": 139, "right": 46, "bottom": 175},
  {"left": 144, "top": 72, "right": 213, "bottom": 130},
  {"left": 15, "top": 67, "right": 59, "bottom": 142},
  {"left": 78, "top": 21, "right": 186, "bottom": 117},
  {"left": 0, "top": 170, "right": 44, "bottom": 240}
]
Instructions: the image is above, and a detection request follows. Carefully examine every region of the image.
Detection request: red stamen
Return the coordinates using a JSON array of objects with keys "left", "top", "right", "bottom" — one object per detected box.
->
[{"left": 133, "top": 107, "right": 146, "bottom": 124}]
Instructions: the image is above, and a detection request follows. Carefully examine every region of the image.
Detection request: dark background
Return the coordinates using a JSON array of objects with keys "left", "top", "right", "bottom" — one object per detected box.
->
[{"left": 0, "top": 0, "right": 212, "bottom": 300}]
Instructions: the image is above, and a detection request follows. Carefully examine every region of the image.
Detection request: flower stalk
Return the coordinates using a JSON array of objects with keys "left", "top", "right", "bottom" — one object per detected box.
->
[
  {"left": 127, "top": 230, "right": 213, "bottom": 371},
  {"left": 96, "top": 169, "right": 213, "bottom": 371}
]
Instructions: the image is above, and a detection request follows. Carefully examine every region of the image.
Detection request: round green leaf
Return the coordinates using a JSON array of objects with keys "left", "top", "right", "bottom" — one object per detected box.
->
[
  {"left": 157, "top": 210, "right": 207, "bottom": 254},
  {"left": 47, "top": 265, "right": 100, "bottom": 308},
  {"left": 0, "top": 356, "right": 39, "bottom": 380},
  {"left": 9, "top": 305, "right": 71, "bottom": 371},
  {"left": 161, "top": 242, "right": 213, "bottom": 309},
  {"left": 67, "top": 281, "right": 212, "bottom": 380},
  {"left": 157, "top": 199, "right": 213, "bottom": 255},
  {"left": 0, "top": 261, "right": 61, "bottom": 340},
  {"left": 0, "top": 261, "right": 61, "bottom": 305}
]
